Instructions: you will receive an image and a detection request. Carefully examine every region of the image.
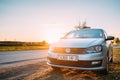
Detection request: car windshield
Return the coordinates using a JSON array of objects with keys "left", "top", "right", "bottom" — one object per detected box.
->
[{"left": 64, "top": 29, "right": 104, "bottom": 39}]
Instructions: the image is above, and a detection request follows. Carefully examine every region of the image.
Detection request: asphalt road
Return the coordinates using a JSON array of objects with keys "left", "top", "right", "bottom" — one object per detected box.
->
[{"left": 0, "top": 50, "right": 48, "bottom": 64}]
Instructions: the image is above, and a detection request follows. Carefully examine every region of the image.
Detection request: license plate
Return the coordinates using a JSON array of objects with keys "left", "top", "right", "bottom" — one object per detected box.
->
[{"left": 57, "top": 55, "right": 78, "bottom": 61}]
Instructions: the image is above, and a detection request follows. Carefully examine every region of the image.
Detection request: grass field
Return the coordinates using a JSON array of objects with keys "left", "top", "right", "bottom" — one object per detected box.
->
[
  {"left": 113, "top": 48, "right": 120, "bottom": 53},
  {"left": 0, "top": 41, "right": 49, "bottom": 51},
  {"left": 0, "top": 45, "right": 49, "bottom": 51}
]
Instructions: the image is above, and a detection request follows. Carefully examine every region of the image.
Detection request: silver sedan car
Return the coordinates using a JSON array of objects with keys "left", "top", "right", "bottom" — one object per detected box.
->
[{"left": 47, "top": 29, "right": 114, "bottom": 74}]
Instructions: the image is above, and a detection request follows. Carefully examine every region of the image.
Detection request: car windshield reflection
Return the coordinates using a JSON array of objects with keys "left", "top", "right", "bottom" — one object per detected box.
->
[{"left": 64, "top": 29, "right": 104, "bottom": 39}]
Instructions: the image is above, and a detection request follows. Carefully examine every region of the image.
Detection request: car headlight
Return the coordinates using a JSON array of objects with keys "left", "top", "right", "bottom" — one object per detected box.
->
[{"left": 87, "top": 45, "right": 102, "bottom": 53}]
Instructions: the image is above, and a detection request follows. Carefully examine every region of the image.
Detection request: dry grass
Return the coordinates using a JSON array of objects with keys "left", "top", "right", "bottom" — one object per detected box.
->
[{"left": 0, "top": 45, "right": 49, "bottom": 51}]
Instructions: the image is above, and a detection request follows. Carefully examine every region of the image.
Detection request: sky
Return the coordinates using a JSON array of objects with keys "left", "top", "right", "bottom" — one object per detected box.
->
[{"left": 0, "top": 0, "right": 120, "bottom": 43}]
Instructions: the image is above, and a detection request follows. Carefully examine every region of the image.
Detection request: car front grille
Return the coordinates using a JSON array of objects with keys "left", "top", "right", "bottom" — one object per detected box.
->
[{"left": 53, "top": 47, "right": 86, "bottom": 54}]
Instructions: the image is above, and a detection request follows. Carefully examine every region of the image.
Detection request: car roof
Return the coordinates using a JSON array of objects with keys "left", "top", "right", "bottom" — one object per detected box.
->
[
  {"left": 72, "top": 28, "right": 104, "bottom": 32},
  {"left": 76, "top": 28, "right": 103, "bottom": 30}
]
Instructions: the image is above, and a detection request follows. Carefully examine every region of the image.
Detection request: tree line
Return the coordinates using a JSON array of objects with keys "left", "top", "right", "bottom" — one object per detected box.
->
[{"left": 0, "top": 40, "right": 48, "bottom": 46}]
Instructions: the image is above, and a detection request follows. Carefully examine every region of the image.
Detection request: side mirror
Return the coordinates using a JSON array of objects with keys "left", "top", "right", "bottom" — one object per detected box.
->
[{"left": 106, "top": 36, "right": 114, "bottom": 41}]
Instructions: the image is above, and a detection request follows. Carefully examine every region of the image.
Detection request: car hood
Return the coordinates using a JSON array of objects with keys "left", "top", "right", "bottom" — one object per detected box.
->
[{"left": 52, "top": 38, "right": 104, "bottom": 48}]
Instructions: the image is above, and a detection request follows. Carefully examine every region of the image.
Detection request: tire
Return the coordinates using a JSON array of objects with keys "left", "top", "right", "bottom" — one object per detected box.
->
[
  {"left": 110, "top": 57, "right": 113, "bottom": 62},
  {"left": 109, "top": 46, "right": 113, "bottom": 63},
  {"left": 102, "top": 62, "right": 109, "bottom": 75},
  {"left": 100, "top": 57, "right": 109, "bottom": 75}
]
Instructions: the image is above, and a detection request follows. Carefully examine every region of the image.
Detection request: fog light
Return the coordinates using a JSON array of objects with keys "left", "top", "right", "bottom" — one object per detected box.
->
[{"left": 92, "top": 61, "right": 101, "bottom": 65}]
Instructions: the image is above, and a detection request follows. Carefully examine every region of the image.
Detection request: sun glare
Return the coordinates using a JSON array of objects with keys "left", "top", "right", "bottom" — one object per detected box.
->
[
  {"left": 41, "top": 24, "right": 66, "bottom": 44},
  {"left": 44, "top": 32, "right": 63, "bottom": 44}
]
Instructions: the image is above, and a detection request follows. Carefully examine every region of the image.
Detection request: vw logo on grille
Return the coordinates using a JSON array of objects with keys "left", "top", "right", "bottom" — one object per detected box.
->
[{"left": 66, "top": 48, "right": 71, "bottom": 53}]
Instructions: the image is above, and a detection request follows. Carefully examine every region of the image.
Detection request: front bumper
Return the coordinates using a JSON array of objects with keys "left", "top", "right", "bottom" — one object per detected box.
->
[
  {"left": 47, "top": 62, "right": 105, "bottom": 70},
  {"left": 47, "top": 57, "right": 105, "bottom": 70},
  {"left": 47, "top": 50, "right": 107, "bottom": 70}
]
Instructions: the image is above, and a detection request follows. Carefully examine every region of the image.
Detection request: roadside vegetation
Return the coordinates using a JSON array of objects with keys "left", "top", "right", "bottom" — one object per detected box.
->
[
  {"left": 0, "top": 41, "right": 49, "bottom": 51},
  {"left": 112, "top": 37, "right": 120, "bottom": 46}
]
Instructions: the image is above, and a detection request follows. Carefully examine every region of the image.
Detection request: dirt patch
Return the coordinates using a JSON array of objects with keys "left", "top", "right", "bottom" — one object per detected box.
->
[
  {"left": 0, "top": 52, "right": 120, "bottom": 80},
  {"left": 0, "top": 58, "right": 48, "bottom": 80}
]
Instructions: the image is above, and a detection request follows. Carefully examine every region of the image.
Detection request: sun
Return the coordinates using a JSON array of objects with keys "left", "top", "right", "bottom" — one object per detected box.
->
[
  {"left": 44, "top": 32, "right": 63, "bottom": 44},
  {"left": 45, "top": 36, "right": 59, "bottom": 44},
  {"left": 41, "top": 25, "right": 66, "bottom": 44}
]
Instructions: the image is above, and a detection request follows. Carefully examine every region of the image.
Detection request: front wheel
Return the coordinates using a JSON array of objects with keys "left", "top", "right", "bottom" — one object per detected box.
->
[
  {"left": 100, "top": 57, "right": 109, "bottom": 75},
  {"left": 102, "top": 63, "right": 109, "bottom": 75},
  {"left": 110, "top": 57, "right": 113, "bottom": 62}
]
